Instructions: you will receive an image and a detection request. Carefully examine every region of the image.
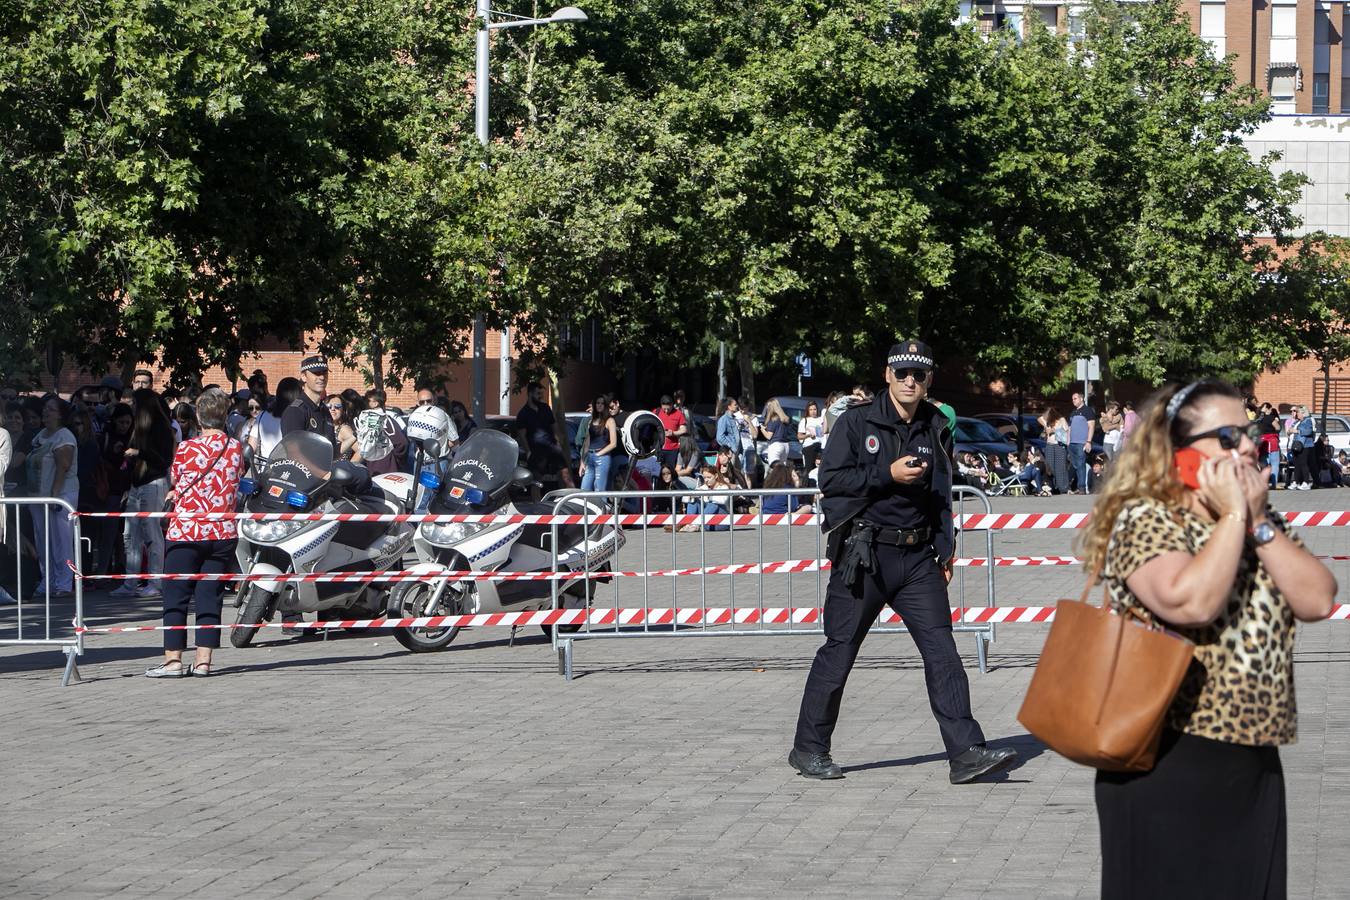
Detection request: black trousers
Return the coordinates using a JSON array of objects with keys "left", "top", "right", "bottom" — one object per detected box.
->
[
  {"left": 1293, "top": 446, "right": 1314, "bottom": 486},
  {"left": 1096, "top": 730, "right": 1286, "bottom": 899},
  {"left": 162, "top": 539, "right": 235, "bottom": 650},
  {"left": 794, "top": 542, "right": 985, "bottom": 759}
]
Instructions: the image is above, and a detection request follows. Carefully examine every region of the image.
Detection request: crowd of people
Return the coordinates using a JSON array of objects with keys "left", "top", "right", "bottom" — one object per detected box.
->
[
  {"left": 1, "top": 354, "right": 1332, "bottom": 894},
  {"left": 947, "top": 393, "right": 1350, "bottom": 498},
  {"left": 2, "top": 365, "right": 1343, "bottom": 607}
]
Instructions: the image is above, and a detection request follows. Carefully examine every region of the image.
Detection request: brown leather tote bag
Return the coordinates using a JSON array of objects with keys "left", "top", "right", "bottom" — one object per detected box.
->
[{"left": 1017, "top": 577, "right": 1195, "bottom": 772}]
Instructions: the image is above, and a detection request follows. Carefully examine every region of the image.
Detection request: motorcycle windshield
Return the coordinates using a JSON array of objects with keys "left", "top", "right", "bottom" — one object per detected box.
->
[
  {"left": 256, "top": 432, "right": 334, "bottom": 510},
  {"left": 438, "top": 429, "right": 518, "bottom": 510}
]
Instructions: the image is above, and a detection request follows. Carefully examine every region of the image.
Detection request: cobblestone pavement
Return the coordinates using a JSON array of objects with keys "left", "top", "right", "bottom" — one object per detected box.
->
[{"left": 1, "top": 492, "right": 1347, "bottom": 898}]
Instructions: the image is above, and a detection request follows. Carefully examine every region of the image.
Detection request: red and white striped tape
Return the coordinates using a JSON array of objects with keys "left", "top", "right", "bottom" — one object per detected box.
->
[
  {"left": 72, "top": 550, "right": 1350, "bottom": 584},
  {"left": 74, "top": 510, "right": 822, "bottom": 528},
  {"left": 75, "top": 602, "right": 1350, "bottom": 634},
  {"left": 71, "top": 508, "right": 1350, "bottom": 529},
  {"left": 76, "top": 559, "right": 829, "bottom": 584}
]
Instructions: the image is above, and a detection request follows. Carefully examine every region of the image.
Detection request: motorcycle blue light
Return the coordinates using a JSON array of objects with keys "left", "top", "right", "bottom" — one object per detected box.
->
[
  {"left": 284, "top": 490, "right": 310, "bottom": 509},
  {"left": 418, "top": 470, "right": 442, "bottom": 490},
  {"left": 238, "top": 478, "right": 257, "bottom": 496},
  {"left": 447, "top": 484, "right": 486, "bottom": 505}
]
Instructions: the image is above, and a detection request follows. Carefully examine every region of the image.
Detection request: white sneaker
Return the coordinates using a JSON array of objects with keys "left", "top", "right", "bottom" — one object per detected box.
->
[
  {"left": 1299, "top": 483, "right": 1312, "bottom": 491},
  {"left": 109, "top": 583, "right": 141, "bottom": 598}
]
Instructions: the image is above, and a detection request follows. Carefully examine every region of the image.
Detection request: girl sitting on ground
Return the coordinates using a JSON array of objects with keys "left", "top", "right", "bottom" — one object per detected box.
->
[{"left": 679, "top": 465, "right": 734, "bottom": 532}]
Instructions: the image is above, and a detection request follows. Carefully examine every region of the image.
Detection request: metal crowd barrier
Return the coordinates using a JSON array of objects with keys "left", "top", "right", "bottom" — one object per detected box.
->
[
  {"left": 0, "top": 497, "right": 84, "bottom": 685},
  {"left": 547, "top": 486, "right": 996, "bottom": 681}
]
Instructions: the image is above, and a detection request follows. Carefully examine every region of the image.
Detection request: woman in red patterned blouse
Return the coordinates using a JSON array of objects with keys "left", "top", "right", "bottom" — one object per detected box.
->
[{"left": 146, "top": 388, "right": 245, "bottom": 678}]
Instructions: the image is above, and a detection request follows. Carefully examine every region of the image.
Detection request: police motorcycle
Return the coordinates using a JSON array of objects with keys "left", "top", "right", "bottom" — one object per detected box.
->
[
  {"left": 386, "top": 417, "right": 661, "bottom": 652},
  {"left": 229, "top": 431, "right": 425, "bottom": 648}
]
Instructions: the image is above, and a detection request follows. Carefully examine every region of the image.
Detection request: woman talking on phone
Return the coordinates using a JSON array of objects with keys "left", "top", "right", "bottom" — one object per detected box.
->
[{"left": 1078, "top": 379, "right": 1335, "bottom": 899}]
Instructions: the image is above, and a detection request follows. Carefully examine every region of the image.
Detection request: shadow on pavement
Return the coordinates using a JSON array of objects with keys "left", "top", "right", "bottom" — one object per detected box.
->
[
  {"left": 841, "top": 733, "right": 1049, "bottom": 779},
  {"left": 0, "top": 644, "right": 156, "bottom": 675}
]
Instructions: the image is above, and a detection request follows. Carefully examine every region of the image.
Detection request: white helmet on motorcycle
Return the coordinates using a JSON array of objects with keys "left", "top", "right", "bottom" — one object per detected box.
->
[
  {"left": 406, "top": 404, "right": 456, "bottom": 458},
  {"left": 354, "top": 409, "right": 394, "bottom": 462},
  {"left": 620, "top": 410, "right": 665, "bottom": 459}
]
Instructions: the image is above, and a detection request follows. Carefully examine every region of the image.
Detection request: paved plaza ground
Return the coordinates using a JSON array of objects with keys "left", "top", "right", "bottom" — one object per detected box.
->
[{"left": 2, "top": 493, "right": 1348, "bottom": 898}]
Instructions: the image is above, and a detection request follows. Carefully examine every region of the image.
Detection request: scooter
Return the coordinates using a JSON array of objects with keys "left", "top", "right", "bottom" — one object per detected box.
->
[
  {"left": 388, "top": 429, "right": 627, "bottom": 652},
  {"left": 229, "top": 432, "right": 422, "bottom": 648}
]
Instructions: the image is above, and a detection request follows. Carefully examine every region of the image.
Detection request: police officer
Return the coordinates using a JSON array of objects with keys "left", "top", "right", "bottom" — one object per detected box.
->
[
  {"left": 790, "top": 340, "right": 1017, "bottom": 783},
  {"left": 280, "top": 355, "right": 337, "bottom": 445}
]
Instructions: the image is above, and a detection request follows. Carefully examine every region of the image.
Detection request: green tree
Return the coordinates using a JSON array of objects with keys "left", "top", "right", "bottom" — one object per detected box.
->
[
  {"left": 0, "top": 0, "right": 487, "bottom": 388},
  {"left": 966, "top": 0, "right": 1302, "bottom": 389},
  {"left": 1268, "top": 233, "right": 1350, "bottom": 427}
]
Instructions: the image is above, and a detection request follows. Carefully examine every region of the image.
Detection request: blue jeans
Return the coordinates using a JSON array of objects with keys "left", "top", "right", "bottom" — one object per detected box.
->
[
  {"left": 1068, "top": 443, "right": 1087, "bottom": 492},
  {"left": 1016, "top": 465, "right": 1043, "bottom": 492},
  {"left": 580, "top": 451, "right": 612, "bottom": 493},
  {"left": 684, "top": 501, "right": 729, "bottom": 531},
  {"left": 1267, "top": 450, "right": 1281, "bottom": 488}
]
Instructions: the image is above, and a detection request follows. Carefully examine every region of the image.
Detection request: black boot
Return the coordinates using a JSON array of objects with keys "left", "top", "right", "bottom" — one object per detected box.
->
[
  {"left": 949, "top": 745, "right": 1017, "bottom": 784},
  {"left": 788, "top": 748, "right": 843, "bottom": 780}
]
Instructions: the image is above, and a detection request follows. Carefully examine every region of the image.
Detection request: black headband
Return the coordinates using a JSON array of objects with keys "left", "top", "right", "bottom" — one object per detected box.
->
[{"left": 1165, "top": 382, "right": 1203, "bottom": 423}]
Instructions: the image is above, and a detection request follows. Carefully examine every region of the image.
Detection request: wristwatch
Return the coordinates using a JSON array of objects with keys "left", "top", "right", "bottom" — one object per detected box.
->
[{"left": 1250, "top": 519, "right": 1277, "bottom": 547}]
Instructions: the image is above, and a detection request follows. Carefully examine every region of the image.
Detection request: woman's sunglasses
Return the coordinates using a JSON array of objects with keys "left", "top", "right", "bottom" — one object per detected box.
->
[
  {"left": 1177, "top": 423, "right": 1262, "bottom": 450},
  {"left": 326, "top": 403, "right": 343, "bottom": 411}
]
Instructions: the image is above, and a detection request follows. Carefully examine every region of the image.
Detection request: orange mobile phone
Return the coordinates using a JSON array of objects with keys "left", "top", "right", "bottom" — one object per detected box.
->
[{"left": 1174, "top": 447, "right": 1206, "bottom": 490}]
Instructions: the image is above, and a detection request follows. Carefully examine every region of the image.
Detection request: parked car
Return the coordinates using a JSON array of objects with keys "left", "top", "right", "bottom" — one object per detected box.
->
[
  {"left": 952, "top": 417, "right": 1019, "bottom": 469},
  {"left": 1279, "top": 413, "right": 1350, "bottom": 454},
  {"left": 976, "top": 413, "right": 1043, "bottom": 443}
]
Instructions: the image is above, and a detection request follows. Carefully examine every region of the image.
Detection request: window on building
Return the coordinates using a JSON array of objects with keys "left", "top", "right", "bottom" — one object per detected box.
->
[
  {"left": 1068, "top": 10, "right": 1086, "bottom": 44},
  {"left": 1269, "top": 69, "right": 1297, "bottom": 113},
  {"left": 975, "top": 6, "right": 1005, "bottom": 36},
  {"left": 1199, "top": 3, "right": 1226, "bottom": 59},
  {"left": 1270, "top": 3, "right": 1298, "bottom": 65},
  {"left": 1314, "top": 73, "right": 1330, "bottom": 114},
  {"left": 1035, "top": 5, "right": 1056, "bottom": 30}
]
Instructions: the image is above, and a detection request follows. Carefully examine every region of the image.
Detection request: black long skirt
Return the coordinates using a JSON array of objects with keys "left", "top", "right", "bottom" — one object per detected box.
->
[{"left": 1095, "top": 730, "right": 1286, "bottom": 900}]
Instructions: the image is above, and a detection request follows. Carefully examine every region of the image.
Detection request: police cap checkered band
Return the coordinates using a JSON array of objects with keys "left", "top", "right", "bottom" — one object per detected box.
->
[
  {"left": 300, "top": 355, "right": 328, "bottom": 373},
  {"left": 887, "top": 340, "right": 934, "bottom": 371}
]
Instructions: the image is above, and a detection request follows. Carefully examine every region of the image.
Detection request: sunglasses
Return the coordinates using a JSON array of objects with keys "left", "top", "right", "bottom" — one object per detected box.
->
[
  {"left": 1177, "top": 423, "right": 1262, "bottom": 450},
  {"left": 418, "top": 399, "right": 435, "bottom": 406},
  {"left": 892, "top": 368, "right": 929, "bottom": 382},
  {"left": 326, "top": 403, "right": 343, "bottom": 411}
]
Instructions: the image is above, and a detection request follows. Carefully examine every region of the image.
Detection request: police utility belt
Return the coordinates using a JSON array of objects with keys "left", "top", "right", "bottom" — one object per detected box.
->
[{"left": 835, "top": 520, "right": 932, "bottom": 590}]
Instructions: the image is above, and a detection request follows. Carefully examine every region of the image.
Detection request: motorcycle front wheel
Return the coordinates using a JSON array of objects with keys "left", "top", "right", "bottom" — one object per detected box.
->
[
  {"left": 540, "top": 584, "right": 587, "bottom": 636},
  {"left": 230, "top": 583, "right": 277, "bottom": 648},
  {"left": 391, "top": 580, "right": 461, "bottom": 652}
]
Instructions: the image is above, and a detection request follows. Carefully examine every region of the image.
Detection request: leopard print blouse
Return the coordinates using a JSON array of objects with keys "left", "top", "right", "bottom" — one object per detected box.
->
[{"left": 1103, "top": 498, "right": 1298, "bottom": 747}]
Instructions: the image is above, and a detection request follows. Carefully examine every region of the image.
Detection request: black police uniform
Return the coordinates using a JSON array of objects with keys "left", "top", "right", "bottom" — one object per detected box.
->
[
  {"left": 278, "top": 378, "right": 372, "bottom": 496},
  {"left": 793, "top": 390, "right": 986, "bottom": 761},
  {"left": 279, "top": 392, "right": 336, "bottom": 447}
]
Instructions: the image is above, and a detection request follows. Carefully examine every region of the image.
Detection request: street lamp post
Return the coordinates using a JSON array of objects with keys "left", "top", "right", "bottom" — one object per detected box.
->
[{"left": 470, "top": 2, "right": 588, "bottom": 424}]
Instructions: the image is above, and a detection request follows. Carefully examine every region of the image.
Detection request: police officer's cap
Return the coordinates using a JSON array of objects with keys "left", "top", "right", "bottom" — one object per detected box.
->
[
  {"left": 887, "top": 339, "right": 934, "bottom": 372},
  {"left": 300, "top": 354, "right": 329, "bottom": 373}
]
